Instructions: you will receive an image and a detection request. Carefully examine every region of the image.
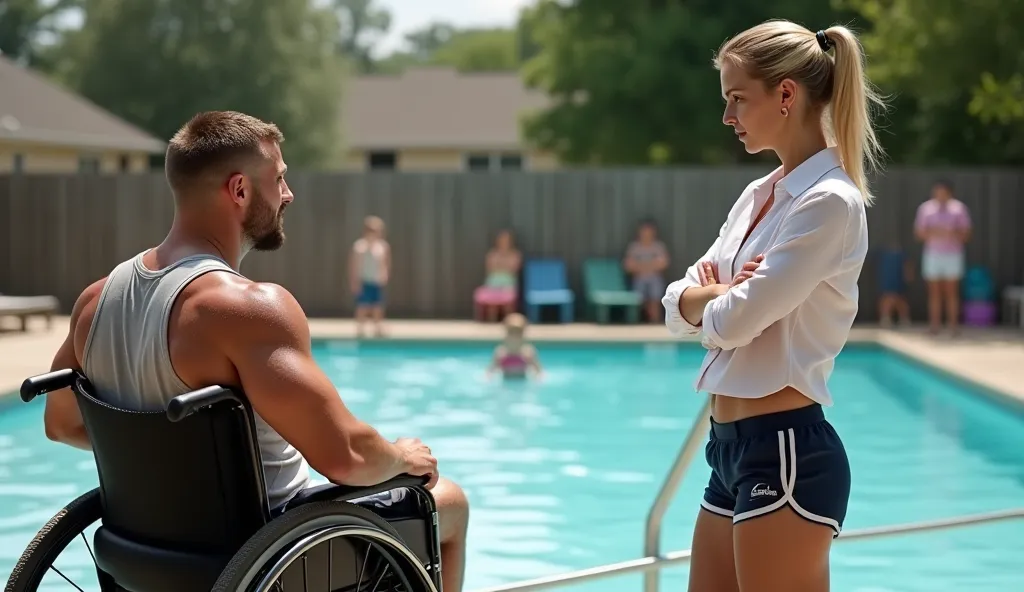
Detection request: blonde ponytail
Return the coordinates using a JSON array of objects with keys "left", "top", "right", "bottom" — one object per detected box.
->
[{"left": 824, "top": 26, "right": 885, "bottom": 205}]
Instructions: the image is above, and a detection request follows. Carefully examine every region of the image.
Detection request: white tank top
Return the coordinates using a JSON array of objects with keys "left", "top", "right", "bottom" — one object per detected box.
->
[{"left": 353, "top": 238, "right": 387, "bottom": 282}]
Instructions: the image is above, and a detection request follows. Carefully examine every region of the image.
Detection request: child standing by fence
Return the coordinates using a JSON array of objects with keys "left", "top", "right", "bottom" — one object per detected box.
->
[{"left": 350, "top": 216, "right": 391, "bottom": 337}]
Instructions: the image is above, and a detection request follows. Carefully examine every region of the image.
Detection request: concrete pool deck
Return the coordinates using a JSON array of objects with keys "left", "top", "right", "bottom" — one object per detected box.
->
[{"left": 2, "top": 316, "right": 1023, "bottom": 409}]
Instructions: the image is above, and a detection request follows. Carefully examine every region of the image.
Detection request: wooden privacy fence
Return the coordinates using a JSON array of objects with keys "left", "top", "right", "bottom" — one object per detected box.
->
[{"left": 2, "top": 168, "right": 1022, "bottom": 322}]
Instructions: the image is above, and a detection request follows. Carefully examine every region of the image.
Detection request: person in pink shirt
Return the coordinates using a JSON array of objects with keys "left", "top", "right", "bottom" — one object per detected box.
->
[{"left": 914, "top": 181, "right": 971, "bottom": 334}]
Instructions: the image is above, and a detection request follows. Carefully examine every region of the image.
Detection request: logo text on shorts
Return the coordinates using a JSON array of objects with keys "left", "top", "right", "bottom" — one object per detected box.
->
[{"left": 749, "top": 483, "right": 778, "bottom": 500}]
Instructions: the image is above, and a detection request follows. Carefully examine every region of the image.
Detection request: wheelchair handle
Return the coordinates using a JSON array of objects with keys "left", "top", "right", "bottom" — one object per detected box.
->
[
  {"left": 166, "top": 386, "right": 242, "bottom": 422},
  {"left": 21, "top": 369, "right": 79, "bottom": 402}
]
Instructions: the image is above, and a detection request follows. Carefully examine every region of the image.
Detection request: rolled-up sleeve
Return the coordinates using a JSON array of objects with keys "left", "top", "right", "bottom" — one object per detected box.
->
[
  {"left": 662, "top": 223, "right": 725, "bottom": 338},
  {"left": 702, "top": 192, "right": 852, "bottom": 350}
]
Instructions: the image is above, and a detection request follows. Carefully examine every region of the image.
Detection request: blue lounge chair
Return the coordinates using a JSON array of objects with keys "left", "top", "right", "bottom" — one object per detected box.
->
[{"left": 524, "top": 258, "right": 575, "bottom": 323}]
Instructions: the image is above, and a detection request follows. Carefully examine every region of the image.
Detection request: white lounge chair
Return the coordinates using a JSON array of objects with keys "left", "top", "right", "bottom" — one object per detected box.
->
[{"left": 0, "top": 294, "right": 59, "bottom": 331}]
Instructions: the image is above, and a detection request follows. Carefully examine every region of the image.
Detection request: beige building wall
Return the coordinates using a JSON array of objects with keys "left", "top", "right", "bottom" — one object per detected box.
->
[
  {"left": 342, "top": 147, "right": 561, "bottom": 172},
  {"left": 0, "top": 141, "right": 152, "bottom": 174}
]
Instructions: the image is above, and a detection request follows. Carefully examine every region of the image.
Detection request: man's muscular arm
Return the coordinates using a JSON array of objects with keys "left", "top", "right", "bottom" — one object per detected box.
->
[
  {"left": 44, "top": 279, "right": 106, "bottom": 450},
  {"left": 216, "top": 282, "right": 412, "bottom": 486}
]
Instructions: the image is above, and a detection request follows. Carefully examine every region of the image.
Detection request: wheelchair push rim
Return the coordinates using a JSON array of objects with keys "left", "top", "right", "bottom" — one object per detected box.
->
[
  {"left": 213, "top": 501, "right": 440, "bottom": 592},
  {"left": 253, "top": 526, "right": 436, "bottom": 592}
]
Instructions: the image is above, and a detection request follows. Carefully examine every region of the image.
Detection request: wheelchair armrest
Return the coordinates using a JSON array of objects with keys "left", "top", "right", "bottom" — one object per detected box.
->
[
  {"left": 21, "top": 369, "right": 79, "bottom": 402},
  {"left": 166, "top": 386, "right": 243, "bottom": 422},
  {"left": 296, "top": 474, "right": 432, "bottom": 506}
]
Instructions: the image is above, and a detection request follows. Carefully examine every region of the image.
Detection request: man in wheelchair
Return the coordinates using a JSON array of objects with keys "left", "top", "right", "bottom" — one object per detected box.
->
[{"left": 38, "top": 111, "right": 469, "bottom": 592}]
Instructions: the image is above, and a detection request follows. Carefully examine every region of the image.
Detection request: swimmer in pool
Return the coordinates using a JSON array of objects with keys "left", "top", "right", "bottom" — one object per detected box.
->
[{"left": 487, "top": 313, "right": 542, "bottom": 380}]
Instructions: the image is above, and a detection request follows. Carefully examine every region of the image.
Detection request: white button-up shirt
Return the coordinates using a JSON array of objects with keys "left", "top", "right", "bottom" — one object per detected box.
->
[{"left": 661, "top": 148, "right": 868, "bottom": 406}]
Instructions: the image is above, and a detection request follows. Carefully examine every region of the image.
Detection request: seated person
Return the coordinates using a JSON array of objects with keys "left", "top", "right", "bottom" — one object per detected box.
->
[
  {"left": 487, "top": 313, "right": 542, "bottom": 380},
  {"left": 623, "top": 220, "right": 670, "bottom": 322},
  {"left": 878, "top": 241, "right": 913, "bottom": 327},
  {"left": 475, "top": 229, "right": 521, "bottom": 322},
  {"left": 41, "top": 111, "right": 469, "bottom": 592}
]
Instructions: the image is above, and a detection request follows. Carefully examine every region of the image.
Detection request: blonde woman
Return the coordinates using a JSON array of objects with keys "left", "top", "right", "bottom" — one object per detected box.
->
[{"left": 661, "top": 20, "right": 883, "bottom": 591}]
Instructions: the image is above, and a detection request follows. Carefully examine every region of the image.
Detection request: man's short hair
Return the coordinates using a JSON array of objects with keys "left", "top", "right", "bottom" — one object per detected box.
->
[{"left": 165, "top": 111, "right": 284, "bottom": 194}]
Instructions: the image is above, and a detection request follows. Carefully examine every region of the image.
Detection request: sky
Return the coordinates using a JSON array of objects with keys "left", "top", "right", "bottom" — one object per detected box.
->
[
  {"left": 373, "top": 0, "right": 534, "bottom": 55},
  {"left": 47, "top": 0, "right": 534, "bottom": 56}
]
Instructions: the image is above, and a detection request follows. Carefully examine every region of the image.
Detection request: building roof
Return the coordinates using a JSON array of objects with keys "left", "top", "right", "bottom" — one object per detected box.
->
[
  {"left": 0, "top": 54, "right": 166, "bottom": 153},
  {"left": 343, "top": 67, "right": 550, "bottom": 151}
]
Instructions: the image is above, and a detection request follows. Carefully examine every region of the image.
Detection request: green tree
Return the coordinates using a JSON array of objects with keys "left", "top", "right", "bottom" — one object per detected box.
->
[
  {"left": 333, "top": 0, "right": 391, "bottom": 73},
  {"left": 518, "top": 1, "right": 864, "bottom": 165},
  {"left": 403, "top": 22, "right": 456, "bottom": 60},
  {"left": 0, "top": 0, "right": 80, "bottom": 65},
  {"left": 431, "top": 28, "right": 518, "bottom": 72},
  {"left": 55, "top": 0, "right": 344, "bottom": 168},
  {"left": 375, "top": 23, "right": 520, "bottom": 74},
  {"left": 843, "top": 0, "right": 1024, "bottom": 164}
]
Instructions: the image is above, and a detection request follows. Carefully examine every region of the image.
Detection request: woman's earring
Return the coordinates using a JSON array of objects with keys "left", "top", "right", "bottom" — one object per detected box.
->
[{"left": 781, "top": 107, "right": 789, "bottom": 117}]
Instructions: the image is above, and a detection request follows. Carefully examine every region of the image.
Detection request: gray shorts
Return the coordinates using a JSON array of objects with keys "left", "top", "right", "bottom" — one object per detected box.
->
[
  {"left": 274, "top": 485, "right": 413, "bottom": 518},
  {"left": 633, "top": 275, "right": 665, "bottom": 301}
]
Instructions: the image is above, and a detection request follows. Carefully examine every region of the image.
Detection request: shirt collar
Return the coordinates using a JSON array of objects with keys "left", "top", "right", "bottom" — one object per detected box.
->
[{"left": 760, "top": 147, "right": 843, "bottom": 200}]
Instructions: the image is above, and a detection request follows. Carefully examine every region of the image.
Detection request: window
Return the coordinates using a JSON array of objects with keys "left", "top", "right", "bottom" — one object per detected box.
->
[
  {"left": 465, "top": 153, "right": 492, "bottom": 171},
  {"left": 119, "top": 155, "right": 131, "bottom": 172},
  {"left": 465, "top": 152, "right": 526, "bottom": 171},
  {"left": 12, "top": 154, "right": 24, "bottom": 173},
  {"left": 78, "top": 155, "right": 101, "bottom": 174},
  {"left": 498, "top": 153, "right": 523, "bottom": 170},
  {"left": 367, "top": 151, "right": 397, "bottom": 170}
]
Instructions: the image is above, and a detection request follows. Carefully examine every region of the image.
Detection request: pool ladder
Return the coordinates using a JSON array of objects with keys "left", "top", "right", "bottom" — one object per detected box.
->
[{"left": 473, "top": 396, "right": 1024, "bottom": 592}]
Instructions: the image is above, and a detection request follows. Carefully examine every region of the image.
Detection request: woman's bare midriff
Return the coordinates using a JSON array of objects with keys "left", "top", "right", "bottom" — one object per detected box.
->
[{"left": 710, "top": 386, "right": 816, "bottom": 424}]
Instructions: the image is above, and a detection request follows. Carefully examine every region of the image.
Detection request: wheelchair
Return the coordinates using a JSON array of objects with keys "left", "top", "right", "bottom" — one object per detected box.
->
[{"left": 6, "top": 368, "right": 443, "bottom": 592}]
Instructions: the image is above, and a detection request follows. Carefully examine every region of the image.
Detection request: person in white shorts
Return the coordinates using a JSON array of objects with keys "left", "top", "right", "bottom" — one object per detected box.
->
[{"left": 914, "top": 180, "right": 972, "bottom": 334}]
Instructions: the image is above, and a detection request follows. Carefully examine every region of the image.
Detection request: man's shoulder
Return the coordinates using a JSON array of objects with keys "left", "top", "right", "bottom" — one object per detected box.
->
[
  {"left": 181, "top": 273, "right": 305, "bottom": 333},
  {"left": 70, "top": 275, "right": 110, "bottom": 343}
]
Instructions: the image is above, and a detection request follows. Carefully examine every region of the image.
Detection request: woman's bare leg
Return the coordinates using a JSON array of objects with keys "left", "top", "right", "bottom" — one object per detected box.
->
[
  {"left": 688, "top": 509, "right": 740, "bottom": 592},
  {"left": 734, "top": 507, "right": 833, "bottom": 592}
]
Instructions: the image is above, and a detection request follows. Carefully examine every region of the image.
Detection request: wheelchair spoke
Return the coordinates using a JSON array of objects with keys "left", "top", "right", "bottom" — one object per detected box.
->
[
  {"left": 327, "top": 539, "right": 333, "bottom": 588},
  {"left": 356, "top": 541, "right": 371, "bottom": 590},
  {"left": 368, "top": 564, "right": 388, "bottom": 592},
  {"left": 79, "top": 531, "right": 97, "bottom": 565},
  {"left": 301, "top": 554, "right": 308, "bottom": 591},
  {"left": 47, "top": 565, "right": 86, "bottom": 592}
]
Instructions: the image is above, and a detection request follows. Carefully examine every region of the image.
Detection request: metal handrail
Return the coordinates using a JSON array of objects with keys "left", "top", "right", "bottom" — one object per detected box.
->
[
  {"left": 642, "top": 395, "right": 712, "bottom": 592},
  {"left": 473, "top": 507, "right": 1024, "bottom": 592},
  {"left": 473, "top": 395, "right": 1024, "bottom": 592}
]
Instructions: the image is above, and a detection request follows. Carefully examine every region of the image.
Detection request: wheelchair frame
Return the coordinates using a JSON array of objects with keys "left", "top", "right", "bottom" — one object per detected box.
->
[{"left": 6, "top": 368, "right": 444, "bottom": 592}]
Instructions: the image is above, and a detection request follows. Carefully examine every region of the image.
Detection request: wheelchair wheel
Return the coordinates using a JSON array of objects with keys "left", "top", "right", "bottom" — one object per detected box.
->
[
  {"left": 5, "top": 488, "right": 110, "bottom": 592},
  {"left": 213, "top": 501, "right": 439, "bottom": 592}
]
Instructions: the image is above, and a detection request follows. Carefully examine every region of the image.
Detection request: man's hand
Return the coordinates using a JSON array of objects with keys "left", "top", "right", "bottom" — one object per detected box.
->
[
  {"left": 394, "top": 437, "right": 438, "bottom": 489},
  {"left": 729, "top": 255, "right": 764, "bottom": 287}
]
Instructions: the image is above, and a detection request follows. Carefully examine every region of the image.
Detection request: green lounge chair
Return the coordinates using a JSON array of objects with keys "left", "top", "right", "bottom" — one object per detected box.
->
[{"left": 583, "top": 258, "right": 642, "bottom": 324}]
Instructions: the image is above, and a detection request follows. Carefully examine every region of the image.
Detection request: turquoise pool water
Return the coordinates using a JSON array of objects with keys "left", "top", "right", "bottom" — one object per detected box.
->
[{"left": 1, "top": 341, "right": 1023, "bottom": 591}]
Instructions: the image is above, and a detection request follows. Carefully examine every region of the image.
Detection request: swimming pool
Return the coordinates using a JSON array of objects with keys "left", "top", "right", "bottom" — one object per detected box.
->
[{"left": 1, "top": 340, "right": 1022, "bottom": 591}]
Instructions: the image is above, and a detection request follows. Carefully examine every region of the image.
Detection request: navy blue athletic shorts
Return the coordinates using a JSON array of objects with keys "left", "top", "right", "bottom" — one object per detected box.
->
[{"left": 701, "top": 403, "right": 851, "bottom": 537}]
